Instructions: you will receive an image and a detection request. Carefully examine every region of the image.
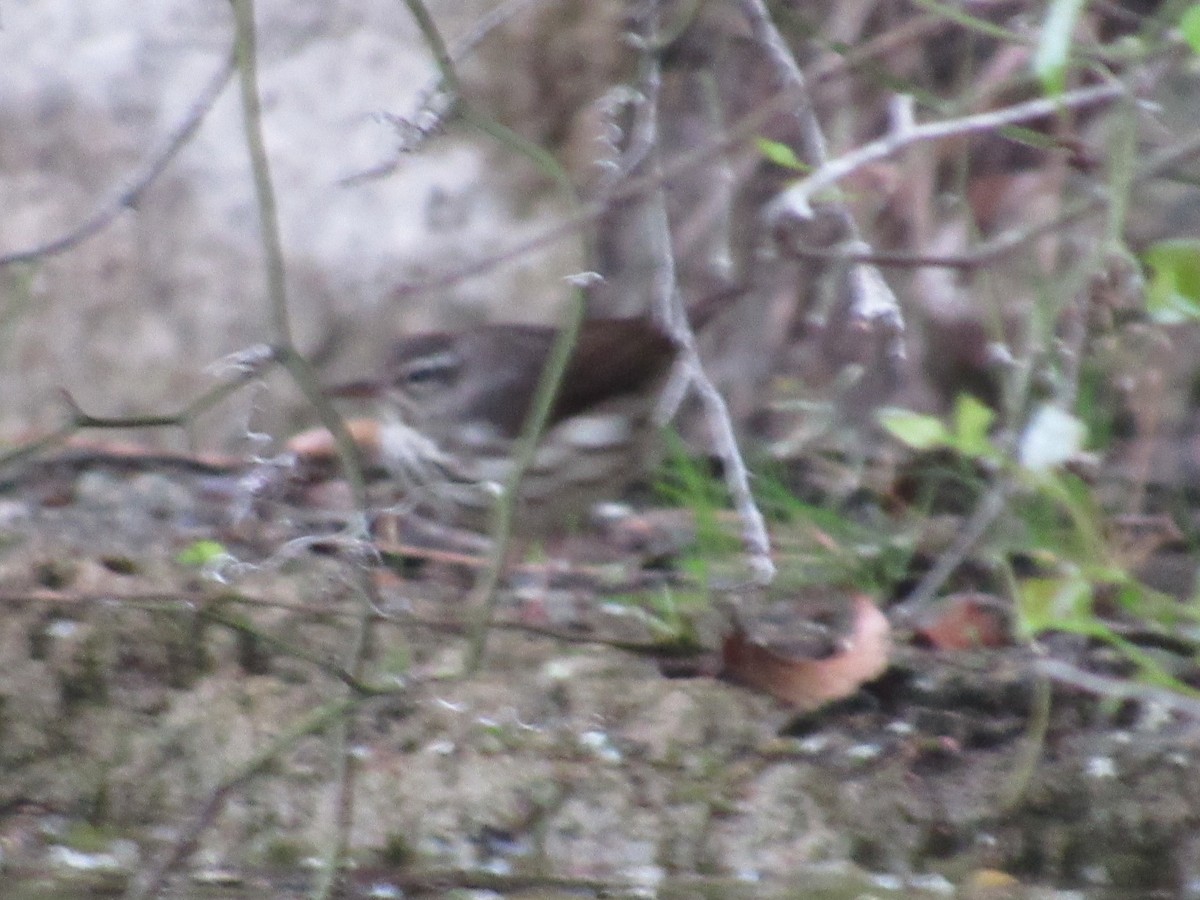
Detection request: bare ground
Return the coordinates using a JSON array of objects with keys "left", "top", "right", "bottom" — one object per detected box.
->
[{"left": 1, "top": 454, "right": 1198, "bottom": 899}]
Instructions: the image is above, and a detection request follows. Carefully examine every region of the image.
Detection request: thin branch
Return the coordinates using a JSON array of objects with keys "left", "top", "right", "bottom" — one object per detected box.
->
[
  {"left": 0, "top": 588, "right": 707, "bottom": 658},
  {"left": 200, "top": 606, "right": 396, "bottom": 694},
  {"left": 389, "top": 77, "right": 812, "bottom": 299},
  {"left": 342, "top": 0, "right": 541, "bottom": 181},
  {"left": 1035, "top": 657, "right": 1200, "bottom": 719},
  {"left": 892, "top": 481, "right": 1013, "bottom": 618},
  {"left": 390, "top": 93, "right": 1194, "bottom": 302},
  {"left": 0, "top": 49, "right": 236, "bottom": 268},
  {"left": 229, "top": 0, "right": 291, "bottom": 347},
  {"left": 741, "top": 0, "right": 905, "bottom": 344},
  {"left": 634, "top": 17, "right": 775, "bottom": 585},
  {"left": 780, "top": 125, "right": 1200, "bottom": 271},
  {"left": 0, "top": 363, "right": 271, "bottom": 478},
  {"left": 390, "top": 2, "right": 591, "bottom": 673},
  {"left": 227, "top": 5, "right": 379, "bottom": 897},
  {"left": 768, "top": 82, "right": 1127, "bottom": 221}
]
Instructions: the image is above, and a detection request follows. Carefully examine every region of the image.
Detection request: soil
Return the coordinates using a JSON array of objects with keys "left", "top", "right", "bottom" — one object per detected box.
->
[{"left": 1, "top": 450, "right": 1198, "bottom": 900}]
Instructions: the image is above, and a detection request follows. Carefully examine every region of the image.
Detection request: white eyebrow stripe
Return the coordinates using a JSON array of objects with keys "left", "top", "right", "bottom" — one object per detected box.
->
[{"left": 400, "top": 350, "right": 460, "bottom": 379}]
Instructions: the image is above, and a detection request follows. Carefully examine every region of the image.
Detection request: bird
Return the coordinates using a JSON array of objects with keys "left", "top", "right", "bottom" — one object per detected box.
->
[{"left": 332, "top": 314, "right": 681, "bottom": 536}]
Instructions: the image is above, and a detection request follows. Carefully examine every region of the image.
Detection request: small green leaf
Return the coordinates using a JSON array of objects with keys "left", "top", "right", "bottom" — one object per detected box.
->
[
  {"left": 1014, "top": 570, "right": 1093, "bottom": 637},
  {"left": 877, "top": 407, "right": 951, "bottom": 450},
  {"left": 1181, "top": 4, "right": 1200, "bottom": 55},
  {"left": 952, "top": 395, "right": 996, "bottom": 458},
  {"left": 1145, "top": 239, "right": 1200, "bottom": 324},
  {"left": 755, "top": 137, "right": 809, "bottom": 172},
  {"left": 176, "top": 539, "right": 228, "bottom": 567}
]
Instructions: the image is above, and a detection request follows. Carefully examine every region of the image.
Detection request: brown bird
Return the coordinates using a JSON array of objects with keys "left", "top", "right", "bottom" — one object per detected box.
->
[{"left": 339, "top": 315, "right": 680, "bottom": 535}]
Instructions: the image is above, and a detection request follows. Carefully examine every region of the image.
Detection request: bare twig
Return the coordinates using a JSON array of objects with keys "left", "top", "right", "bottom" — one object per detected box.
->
[
  {"left": 768, "top": 82, "right": 1127, "bottom": 222},
  {"left": 636, "top": 7, "right": 775, "bottom": 585},
  {"left": 892, "top": 481, "right": 1014, "bottom": 618},
  {"left": 778, "top": 125, "right": 1200, "bottom": 272},
  {"left": 386, "top": 2, "right": 590, "bottom": 673},
  {"left": 741, "top": 0, "right": 905, "bottom": 345},
  {"left": 0, "top": 49, "right": 236, "bottom": 268},
  {"left": 0, "top": 366, "right": 271, "bottom": 477},
  {"left": 227, "top": 1, "right": 369, "bottom": 513},
  {"left": 227, "top": 4, "right": 379, "bottom": 896},
  {"left": 0, "top": 588, "right": 705, "bottom": 658},
  {"left": 230, "top": 1, "right": 290, "bottom": 346},
  {"left": 1036, "top": 658, "right": 1200, "bottom": 719},
  {"left": 341, "top": 0, "right": 541, "bottom": 182},
  {"left": 391, "top": 103, "right": 1199, "bottom": 303},
  {"left": 389, "top": 78, "right": 810, "bottom": 299}
]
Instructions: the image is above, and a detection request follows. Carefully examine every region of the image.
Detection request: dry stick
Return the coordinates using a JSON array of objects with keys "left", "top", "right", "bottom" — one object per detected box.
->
[
  {"left": 0, "top": 363, "right": 269, "bottom": 476},
  {"left": 201, "top": 606, "right": 395, "bottom": 694},
  {"left": 342, "top": 0, "right": 542, "bottom": 180},
  {"left": 0, "top": 588, "right": 702, "bottom": 659},
  {"left": 348, "top": 5, "right": 943, "bottom": 188},
  {"left": 398, "top": 0, "right": 591, "bottom": 673},
  {"left": 805, "top": 12, "right": 948, "bottom": 85},
  {"left": 909, "top": 0, "right": 1134, "bottom": 66},
  {"left": 1035, "top": 658, "right": 1200, "bottom": 720},
  {"left": 768, "top": 82, "right": 1127, "bottom": 222},
  {"left": 461, "top": 289, "right": 585, "bottom": 673},
  {"left": 893, "top": 481, "right": 1013, "bottom": 619},
  {"left": 633, "top": 21, "right": 775, "bottom": 585},
  {"left": 226, "top": 3, "right": 378, "bottom": 897},
  {"left": 0, "top": 48, "right": 236, "bottom": 268},
  {"left": 780, "top": 126, "right": 1200, "bottom": 272},
  {"left": 338, "top": 869, "right": 628, "bottom": 895},
  {"left": 741, "top": 0, "right": 905, "bottom": 346},
  {"left": 909, "top": 0, "right": 1036, "bottom": 47},
  {"left": 385, "top": 81, "right": 1174, "bottom": 302},
  {"left": 388, "top": 78, "right": 813, "bottom": 300}
]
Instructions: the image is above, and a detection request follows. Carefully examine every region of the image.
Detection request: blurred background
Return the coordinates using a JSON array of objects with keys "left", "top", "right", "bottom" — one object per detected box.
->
[
  {"left": 3, "top": 1, "right": 1200, "bottom": 481},
  {"left": 1, "top": 0, "right": 583, "bottom": 449}
]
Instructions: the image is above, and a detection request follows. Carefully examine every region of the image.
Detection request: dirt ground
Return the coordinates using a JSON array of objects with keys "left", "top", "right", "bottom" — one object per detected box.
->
[{"left": 1, "top": 451, "right": 1198, "bottom": 900}]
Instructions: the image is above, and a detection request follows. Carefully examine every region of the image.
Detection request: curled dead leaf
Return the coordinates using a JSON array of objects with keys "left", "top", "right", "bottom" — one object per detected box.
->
[{"left": 721, "top": 595, "right": 891, "bottom": 710}]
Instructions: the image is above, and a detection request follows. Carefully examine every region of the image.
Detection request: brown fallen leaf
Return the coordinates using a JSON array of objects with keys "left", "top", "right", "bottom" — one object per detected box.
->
[
  {"left": 721, "top": 595, "right": 891, "bottom": 710},
  {"left": 914, "top": 592, "right": 1009, "bottom": 650}
]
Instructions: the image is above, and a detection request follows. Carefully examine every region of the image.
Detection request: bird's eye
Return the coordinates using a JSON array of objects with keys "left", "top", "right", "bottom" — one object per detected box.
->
[{"left": 399, "top": 351, "right": 459, "bottom": 392}]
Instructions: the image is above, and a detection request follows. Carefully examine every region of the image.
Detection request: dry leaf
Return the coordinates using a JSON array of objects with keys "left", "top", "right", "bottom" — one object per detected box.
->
[
  {"left": 721, "top": 595, "right": 891, "bottom": 710},
  {"left": 914, "top": 593, "right": 1009, "bottom": 650}
]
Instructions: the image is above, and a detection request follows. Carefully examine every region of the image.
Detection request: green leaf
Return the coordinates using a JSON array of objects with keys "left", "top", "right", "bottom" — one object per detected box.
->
[
  {"left": 755, "top": 137, "right": 809, "bottom": 172},
  {"left": 176, "top": 539, "right": 228, "bottom": 567},
  {"left": 1014, "top": 570, "right": 1093, "bottom": 637},
  {"left": 952, "top": 394, "right": 996, "bottom": 458},
  {"left": 1145, "top": 239, "right": 1200, "bottom": 324},
  {"left": 877, "top": 407, "right": 951, "bottom": 450},
  {"left": 1181, "top": 4, "right": 1200, "bottom": 55},
  {"left": 1033, "top": 0, "right": 1085, "bottom": 94}
]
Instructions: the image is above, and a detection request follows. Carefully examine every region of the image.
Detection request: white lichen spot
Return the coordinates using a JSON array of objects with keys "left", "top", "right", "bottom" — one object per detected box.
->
[
  {"left": 846, "top": 742, "right": 882, "bottom": 762},
  {"left": 579, "top": 729, "right": 622, "bottom": 763}
]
